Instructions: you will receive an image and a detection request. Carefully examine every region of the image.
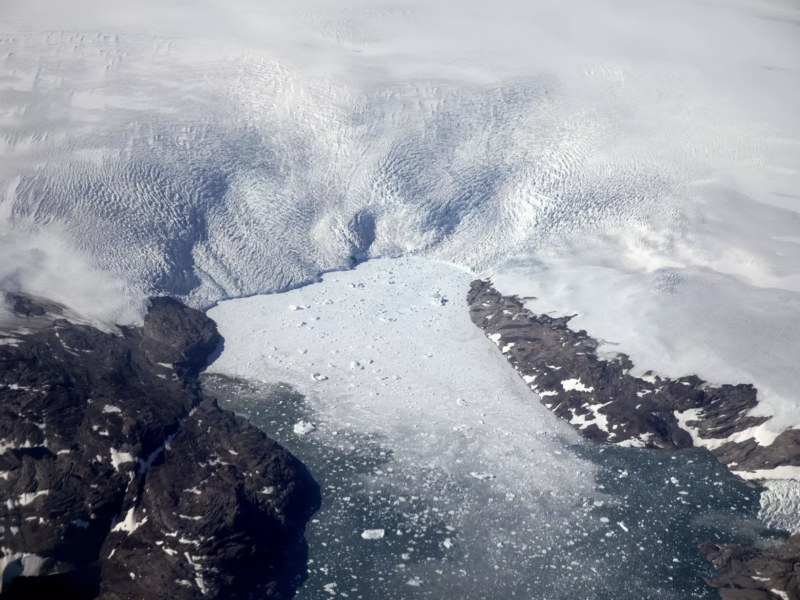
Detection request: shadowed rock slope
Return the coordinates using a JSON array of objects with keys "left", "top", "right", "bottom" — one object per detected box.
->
[{"left": 0, "top": 294, "right": 320, "bottom": 599}]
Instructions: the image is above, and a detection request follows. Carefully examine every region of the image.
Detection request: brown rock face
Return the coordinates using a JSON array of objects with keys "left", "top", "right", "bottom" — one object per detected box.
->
[{"left": 700, "top": 535, "right": 800, "bottom": 600}]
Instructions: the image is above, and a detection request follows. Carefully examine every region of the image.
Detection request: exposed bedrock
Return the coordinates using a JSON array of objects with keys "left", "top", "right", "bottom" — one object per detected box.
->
[
  {"left": 0, "top": 293, "right": 320, "bottom": 599},
  {"left": 467, "top": 280, "right": 800, "bottom": 473},
  {"left": 467, "top": 279, "right": 800, "bottom": 600},
  {"left": 700, "top": 536, "right": 800, "bottom": 600}
]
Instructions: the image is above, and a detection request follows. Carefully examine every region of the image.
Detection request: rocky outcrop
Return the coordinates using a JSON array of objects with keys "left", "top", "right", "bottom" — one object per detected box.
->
[
  {"left": 467, "top": 280, "right": 800, "bottom": 476},
  {"left": 467, "top": 279, "right": 800, "bottom": 600},
  {"left": 700, "top": 535, "right": 800, "bottom": 600},
  {"left": 0, "top": 294, "right": 319, "bottom": 599}
]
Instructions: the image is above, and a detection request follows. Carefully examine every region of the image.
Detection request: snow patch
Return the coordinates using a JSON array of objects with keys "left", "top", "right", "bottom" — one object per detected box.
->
[
  {"left": 561, "top": 378, "right": 594, "bottom": 393},
  {"left": 758, "top": 480, "right": 800, "bottom": 534},
  {"left": 109, "top": 448, "right": 135, "bottom": 471},
  {"left": 111, "top": 506, "right": 146, "bottom": 534}
]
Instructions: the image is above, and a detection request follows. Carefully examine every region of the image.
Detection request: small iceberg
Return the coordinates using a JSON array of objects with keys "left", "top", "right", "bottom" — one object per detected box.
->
[
  {"left": 361, "top": 528, "right": 385, "bottom": 540},
  {"left": 293, "top": 421, "right": 317, "bottom": 435}
]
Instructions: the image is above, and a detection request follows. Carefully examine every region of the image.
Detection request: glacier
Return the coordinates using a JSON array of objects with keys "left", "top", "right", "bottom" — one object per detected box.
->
[{"left": 1, "top": 0, "right": 798, "bottom": 431}]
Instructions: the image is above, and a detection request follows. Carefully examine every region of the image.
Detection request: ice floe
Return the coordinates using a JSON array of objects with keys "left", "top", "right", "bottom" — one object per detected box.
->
[{"left": 361, "top": 529, "right": 385, "bottom": 540}]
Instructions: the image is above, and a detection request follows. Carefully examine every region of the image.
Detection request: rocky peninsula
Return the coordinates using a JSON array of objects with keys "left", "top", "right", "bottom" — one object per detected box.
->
[{"left": 0, "top": 294, "right": 319, "bottom": 599}]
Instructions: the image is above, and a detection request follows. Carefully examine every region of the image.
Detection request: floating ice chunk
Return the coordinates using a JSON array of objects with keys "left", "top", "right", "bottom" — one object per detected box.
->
[
  {"left": 102, "top": 405, "right": 122, "bottom": 414},
  {"left": 350, "top": 361, "right": 363, "bottom": 370},
  {"left": 443, "top": 538, "right": 453, "bottom": 549},
  {"left": 311, "top": 373, "right": 328, "bottom": 381},
  {"left": 323, "top": 582, "right": 337, "bottom": 594},
  {"left": 456, "top": 398, "right": 467, "bottom": 406},
  {"left": 618, "top": 522, "right": 629, "bottom": 532},
  {"left": 406, "top": 578, "right": 422, "bottom": 587},
  {"left": 293, "top": 421, "right": 317, "bottom": 435},
  {"left": 298, "top": 349, "right": 307, "bottom": 354},
  {"left": 470, "top": 472, "right": 495, "bottom": 481},
  {"left": 488, "top": 333, "right": 502, "bottom": 345},
  {"left": 288, "top": 305, "right": 302, "bottom": 311},
  {"left": 361, "top": 529, "right": 385, "bottom": 540}
]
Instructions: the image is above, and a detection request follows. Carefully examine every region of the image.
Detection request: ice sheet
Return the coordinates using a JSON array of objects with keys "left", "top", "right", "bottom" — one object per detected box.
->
[{"left": 0, "top": 1, "right": 797, "bottom": 334}]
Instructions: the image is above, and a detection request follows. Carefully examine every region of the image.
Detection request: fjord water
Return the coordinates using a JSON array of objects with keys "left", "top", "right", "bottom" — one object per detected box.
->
[{"left": 202, "top": 374, "right": 781, "bottom": 600}]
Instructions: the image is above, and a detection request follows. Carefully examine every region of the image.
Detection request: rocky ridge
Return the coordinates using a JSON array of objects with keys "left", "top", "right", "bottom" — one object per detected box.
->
[
  {"left": 0, "top": 294, "right": 319, "bottom": 599},
  {"left": 467, "top": 279, "right": 799, "bottom": 600}
]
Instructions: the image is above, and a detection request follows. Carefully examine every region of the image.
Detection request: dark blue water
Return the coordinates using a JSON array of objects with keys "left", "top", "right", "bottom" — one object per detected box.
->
[{"left": 202, "top": 374, "right": 787, "bottom": 600}]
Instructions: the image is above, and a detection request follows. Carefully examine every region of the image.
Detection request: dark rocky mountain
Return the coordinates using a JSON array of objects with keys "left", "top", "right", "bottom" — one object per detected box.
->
[
  {"left": 467, "top": 279, "right": 799, "bottom": 600},
  {"left": 467, "top": 279, "right": 800, "bottom": 472},
  {"left": 701, "top": 536, "right": 800, "bottom": 600},
  {"left": 0, "top": 294, "right": 319, "bottom": 599}
]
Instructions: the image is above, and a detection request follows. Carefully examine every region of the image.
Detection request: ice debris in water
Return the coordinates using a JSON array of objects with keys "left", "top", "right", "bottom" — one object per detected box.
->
[
  {"left": 470, "top": 472, "right": 496, "bottom": 481},
  {"left": 361, "top": 529, "right": 385, "bottom": 540},
  {"left": 293, "top": 421, "right": 317, "bottom": 435},
  {"left": 311, "top": 373, "right": 328, "bottom": 381},
  {"left": 430, "top": 292, "right": 447, "bottom": 306}
]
